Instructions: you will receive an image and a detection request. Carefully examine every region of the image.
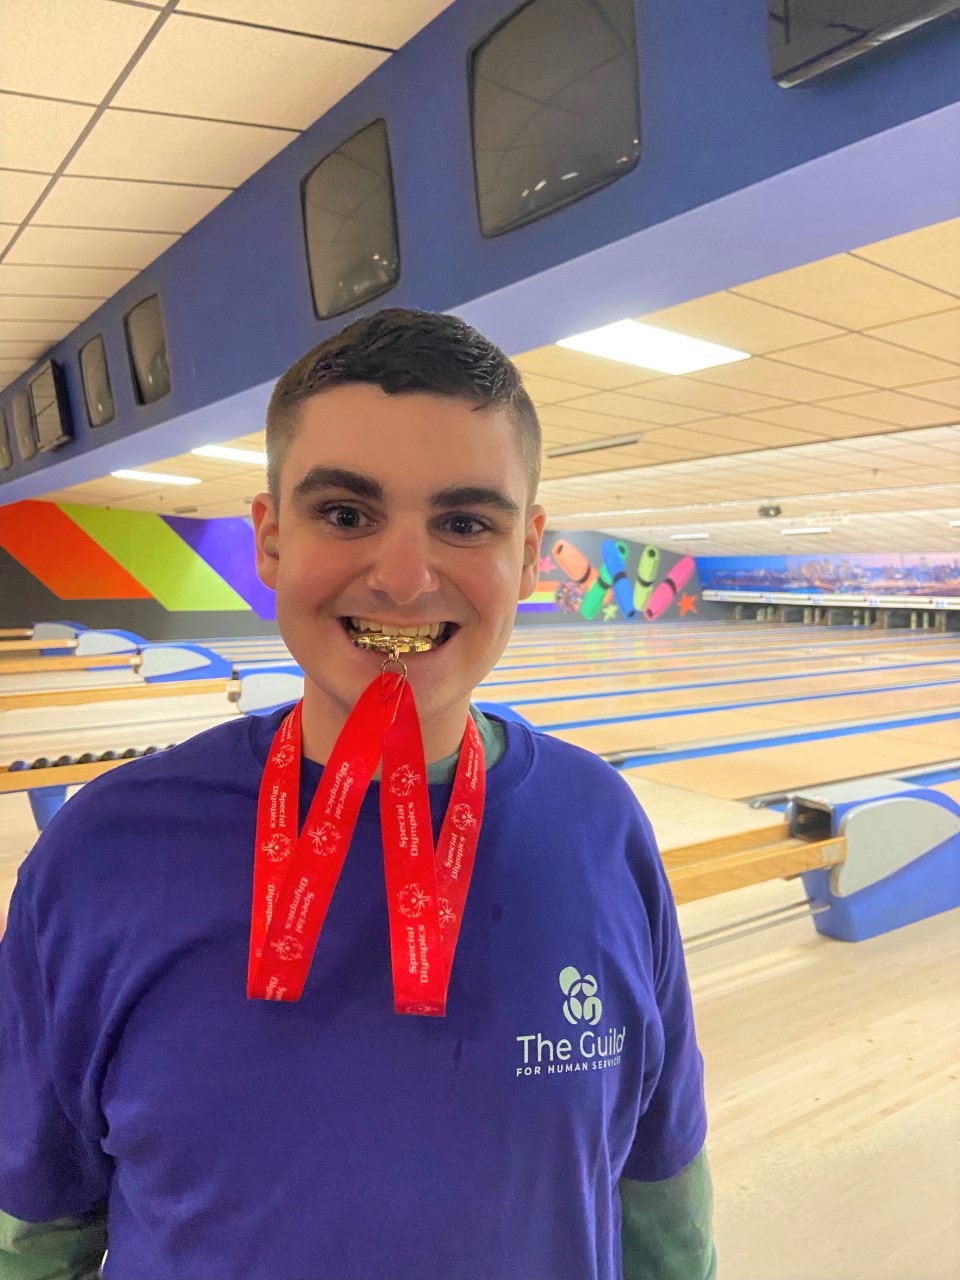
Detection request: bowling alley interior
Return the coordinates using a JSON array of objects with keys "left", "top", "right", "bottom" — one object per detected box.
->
[{"left": 1, "top": 2, "right": 959, "bottom": 1276}]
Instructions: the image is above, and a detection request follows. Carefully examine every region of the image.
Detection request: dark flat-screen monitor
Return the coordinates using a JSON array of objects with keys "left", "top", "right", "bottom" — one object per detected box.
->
[
  {"left": 29, "top": 360, "right": 73, "bottom": 452},
  {"left": 12, "top": 393, "right": 37, "bottom": 461},
  {"left": 80, "top": 335, "right": 115, "bottom": 427},
  {"left": 125, "top": 294, "right": 171, "bottom": 405},
  {"left": 769, "top": 1, "right": 960, "bottom": 85},
  {"left": 0, "top": 410, "right": 11, "bottom": 471}
]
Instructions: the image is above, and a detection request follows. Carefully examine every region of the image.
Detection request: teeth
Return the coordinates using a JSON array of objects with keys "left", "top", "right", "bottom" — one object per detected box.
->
[{"left": 349, "top": 618, "right": 447, "bottom": 640}]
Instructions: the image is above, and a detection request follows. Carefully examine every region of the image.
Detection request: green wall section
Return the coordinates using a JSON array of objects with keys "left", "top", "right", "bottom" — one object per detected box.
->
[{"left": 63, "top": 505, "right": 249, "bottom": 612}]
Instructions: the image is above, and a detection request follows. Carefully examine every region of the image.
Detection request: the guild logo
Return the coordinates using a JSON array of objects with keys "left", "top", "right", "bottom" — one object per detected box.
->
[
  {"left": 271, "top": 745, "right": 295, "bottom": 768},
  {"left": 438, "top": 897, "right": 457, "bottom": 927},
  {"left": 398, "top": 883, "right": 432, "bottom": 917},
  {"left": 450, "top": 802, "right": 477, "bottom": 832},
  {"left": 307, "top": 822, "right": 340, "bottom": 857},
  {"left": 390, "top": 764, "right": 421, "bottom": 797},
  {"left": 559, "top": 966, "right": 602, "bottom": 1026},
  {"left": 270, "top": 935, "right": 304, "bottom": 962},
  {"left": 261, "top": 833, "right": 293, "bottom": 863}
]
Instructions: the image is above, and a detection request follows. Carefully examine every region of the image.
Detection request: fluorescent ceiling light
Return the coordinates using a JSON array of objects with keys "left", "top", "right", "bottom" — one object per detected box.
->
[
  {"left": 557, "top": 320, "right": 750, "bottom": 374},
  {"left": 950, "top": 520, "right": 960, "bottom": 527},
  {"left": 670, "top": 532, "right": 710, "bottom": 541},
  {"left": 111, "top": 469, "right": 201, "bottom": 486},
  {"left": 782, "top": 526, "right": 831, "bottom": 536},
  {"left": 192, "top": 444, "right": 267, "bottom": 464},
  {"left": 546, "top": 433, "right": 639, "bottom": 459}
]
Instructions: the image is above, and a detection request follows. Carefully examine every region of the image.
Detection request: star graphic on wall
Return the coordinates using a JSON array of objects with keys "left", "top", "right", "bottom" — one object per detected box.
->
[
  {"left": 602, "top": 603, "right": 619, "bottom": 621},
  {"left": 539, "top": 554, "right": 557, "bottom": 574},
  {"left": 678, "top": 593, "right": 698, "bottom": 617}
]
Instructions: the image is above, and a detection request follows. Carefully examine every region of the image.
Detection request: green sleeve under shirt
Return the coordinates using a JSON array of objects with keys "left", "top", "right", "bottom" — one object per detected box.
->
[{"left": 0, "top": 706, "right": 715, "bottom": 1280}]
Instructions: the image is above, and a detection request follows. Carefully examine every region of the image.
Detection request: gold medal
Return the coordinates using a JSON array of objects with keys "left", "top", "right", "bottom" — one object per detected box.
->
[{"left": 353, "top": 632, "right": 433, "bottom": 656}]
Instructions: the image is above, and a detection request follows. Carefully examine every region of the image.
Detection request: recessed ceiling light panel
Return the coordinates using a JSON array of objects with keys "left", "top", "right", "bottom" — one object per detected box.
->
[{"left": 557, "top": 320, "right": 750, "bottom": 374}]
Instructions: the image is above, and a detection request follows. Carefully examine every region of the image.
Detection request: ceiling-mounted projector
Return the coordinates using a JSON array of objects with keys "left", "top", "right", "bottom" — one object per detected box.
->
[{"left": 758, "top": 502, "right": 782, "bottom": 518}]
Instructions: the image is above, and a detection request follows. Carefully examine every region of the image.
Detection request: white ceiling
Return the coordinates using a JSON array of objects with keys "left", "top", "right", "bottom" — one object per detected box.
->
[{"left": 0, "top": 0, "right": 454, "bottom": 387}]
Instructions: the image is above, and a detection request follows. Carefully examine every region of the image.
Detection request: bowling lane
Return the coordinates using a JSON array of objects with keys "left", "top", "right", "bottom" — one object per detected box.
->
[
  {"left": 518, "top": 663, "right": 960, "bottom": 728},
  {"left": 623, "top": 725, "right": 960, "bottom": 801}
]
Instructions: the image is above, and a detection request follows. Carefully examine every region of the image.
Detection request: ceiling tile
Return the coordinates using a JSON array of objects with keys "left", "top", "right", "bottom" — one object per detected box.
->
[
  {"left": 866, "top": 308, "right": 960, "bottom": 364},
  {"left": 113, "top": 13, "right": 387, "bottom": 130},
  {"left": 642, "top": 427, "right": 749, "bottom": 455},
  {"left": 0, "top": 0, "right": 157, "bottom": 101},
  {"left": 0, "top": 339, "right": 49, "bottom": 360},
  {"left": 0, "top": 168, "right": 50, "bottom": 222},
  {"left": 907, "top": 378, "right": 960, "bottom": 410},
  {"left": 0, "top": 318, "right": 72, "bottom": 342},
  {"left": 820, "top": 390, "right": 960, "bottom": 428},
  {"left": 733, "top": 252, "right": 958, "bottom": 328},
  {"left": 514, "top": 345, "right": 660, "bottom": 390},
  {"left": 0, "top": 262, "right": 129, "bottom": 296},
  {"left": 519, "top": 373, "right": 603, "bottom": 405},
  {"left": 0, "top": 295, "right": 100, "bottom": 323},
  {"left": 4, "top": 225, "right": 179, "bottom": 270},
  {"left": 537, "top": 405, "right": 666, "bottom": 438},
  {"left": 0, "top": 95, "right": 94, "bottom": 171},
  {"left": 641, "top": 290, "right": 845, "bottom": 353},
  {"left": 177, "top": 0, "right": 455, "bottom": 49},
  {"left": 0, "top": 225, "right": 16, "bottom": 256},
  {"left": 682, "top": 417, "right": 821, "bottom": 448},
  {"left": 774, "top": 333, "right": 960, "bottom": 387},
  {"left": 561, "top": 391, "right": 718, "bottom": 425},
  {"left": 852, "top": 217, "right": 960, "bottom": 299},
  {"left": 745, "top": 404, "right": 900, "bottom": 439},
  {"left": 66, "top": 109, "right": 297, "bottom": 186},
  {"left": 36, "top": 175, "right": 230, "bottom": 232},
  {"left": 690, "top": 357, "right": 868, "bottom": 400},
  {"left": 624, "top": 376, "right": 786, "bottom": 415}
]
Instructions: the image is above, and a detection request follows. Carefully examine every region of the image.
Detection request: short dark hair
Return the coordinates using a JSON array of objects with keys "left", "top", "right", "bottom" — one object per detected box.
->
[{"left": 266, "top": 308, "right": 541, "bottom": 501}]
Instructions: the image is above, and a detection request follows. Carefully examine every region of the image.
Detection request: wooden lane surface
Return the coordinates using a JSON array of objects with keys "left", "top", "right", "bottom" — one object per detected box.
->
[
  {"left": 0, "top": 677, "right": 231, "bottom": 713},
  {"left": 1, "top": 695, "right": 238, "bottom": 765},
  {"left": 623, "top": 726, "right": 960, "bottom": 801},
  {"left": 546, "top": 687, "right": 960, "bottom": 755},
  {"left": 0, "top": 638, "right": 78, "bottom": 653},
  {"left": 485, "top": 651, "right": 960, "bottom": 702},
  {"left": 684, "top": 881, "right": 959, "bottom": 1280},
  {"left": 519, "top": 662, "right": 960, "bottom": 726},
  {"left": 0, "top": 628, "right": 32, "bottom": 639}
]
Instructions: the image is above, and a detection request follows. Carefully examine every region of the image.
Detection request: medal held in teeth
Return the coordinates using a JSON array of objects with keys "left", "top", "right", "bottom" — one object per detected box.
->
[{"left": 249, "top": 628, "right": 486, "bottom": 1015}]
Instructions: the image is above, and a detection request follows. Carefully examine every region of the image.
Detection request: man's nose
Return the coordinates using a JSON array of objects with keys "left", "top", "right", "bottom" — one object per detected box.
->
[{"left": 364, "top": 525, "right": 440, "bottom": 605}]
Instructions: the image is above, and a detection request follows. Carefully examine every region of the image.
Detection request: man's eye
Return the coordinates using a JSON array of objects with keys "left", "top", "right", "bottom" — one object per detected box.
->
[
  {"left": 319, "top": 504, "right": 371, "bottom": 530},
  {"left": 442, "top": 514, "right": 490, "bottom": 538}
]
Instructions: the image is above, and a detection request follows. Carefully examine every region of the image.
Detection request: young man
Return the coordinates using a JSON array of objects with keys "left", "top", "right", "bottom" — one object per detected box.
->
[{"left": 0, "top": 310, "right": 715, "bottom": 1279}]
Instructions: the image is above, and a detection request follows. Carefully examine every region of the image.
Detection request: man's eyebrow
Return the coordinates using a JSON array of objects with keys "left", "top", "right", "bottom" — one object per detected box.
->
[
  {"left": 291, "top": 467, "right": 385, "bottom": 503},
  {"left": 430, "top": 486, "right": 521, "bottom": 520}
]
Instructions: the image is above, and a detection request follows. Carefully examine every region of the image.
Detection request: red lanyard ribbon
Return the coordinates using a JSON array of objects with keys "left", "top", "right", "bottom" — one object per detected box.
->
[{"left": 248, "top": 671, "right": 485, "bottom": 1015}]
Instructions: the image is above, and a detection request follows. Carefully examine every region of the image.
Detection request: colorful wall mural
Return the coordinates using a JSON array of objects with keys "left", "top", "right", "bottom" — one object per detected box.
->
[
  {"left": 521, "top": 531, "right": 725, "bottom": 625},
  {"left": 698, "top": 554, "right": 960, "bottom": 598},
  {"left": 0, "top": 501, "right": 278, "bottom": 641},
  {"left": 0, "top": 503, "right": 730, "bottom": 639}
]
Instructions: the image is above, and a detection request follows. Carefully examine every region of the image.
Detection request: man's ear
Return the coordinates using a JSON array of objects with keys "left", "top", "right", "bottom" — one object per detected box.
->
[
  {"left": 519, "top": 504, "right": 547, "bottom": 600},
  {"left": 251, "top": 492, "right": 280, "bottom": 589}
]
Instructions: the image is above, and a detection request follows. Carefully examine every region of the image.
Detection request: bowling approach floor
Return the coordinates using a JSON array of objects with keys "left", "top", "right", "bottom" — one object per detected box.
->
[{"left": 1, "top": 618, "right": 958, "bottom": 1277}]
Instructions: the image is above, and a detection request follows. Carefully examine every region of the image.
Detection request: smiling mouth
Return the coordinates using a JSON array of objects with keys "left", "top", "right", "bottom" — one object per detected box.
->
[{"left": 341, "top": 618, "right": 459, "bottom": 652}]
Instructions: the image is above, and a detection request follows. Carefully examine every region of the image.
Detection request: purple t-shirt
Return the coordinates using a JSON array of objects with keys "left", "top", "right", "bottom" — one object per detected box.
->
[{"left": 0, "top": 710, "right": 705, "bottom": 1280}]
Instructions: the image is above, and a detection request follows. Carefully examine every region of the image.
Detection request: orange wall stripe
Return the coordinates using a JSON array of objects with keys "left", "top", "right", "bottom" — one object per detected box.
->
[{"left": 0, "top": 501, "right": 153, "bottom": 600}]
